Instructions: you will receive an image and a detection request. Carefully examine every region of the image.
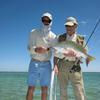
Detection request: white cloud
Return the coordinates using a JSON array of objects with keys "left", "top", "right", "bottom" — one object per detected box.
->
[{"left": 80, "top": 21, "right": 87, "bottom": 24}]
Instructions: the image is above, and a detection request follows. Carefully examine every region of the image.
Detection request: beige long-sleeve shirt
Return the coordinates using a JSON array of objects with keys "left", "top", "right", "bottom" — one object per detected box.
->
[{"left": 28, "top": 29, "right": 56, "bottom": 61}]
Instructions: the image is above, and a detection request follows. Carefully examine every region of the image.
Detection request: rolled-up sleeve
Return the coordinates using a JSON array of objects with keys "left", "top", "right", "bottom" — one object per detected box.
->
[{"left": 27, "top": 29, "right": 36, "bottom": 54}]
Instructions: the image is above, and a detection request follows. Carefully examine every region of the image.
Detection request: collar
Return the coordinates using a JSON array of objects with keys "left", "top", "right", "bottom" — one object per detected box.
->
[{"left": 67, "top": 33, "right": 77, "bottom": 42}]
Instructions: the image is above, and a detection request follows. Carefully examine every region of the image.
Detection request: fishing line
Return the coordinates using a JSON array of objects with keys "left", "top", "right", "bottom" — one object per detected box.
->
[{"left": 84, "top": 19, "right": 100, "bottom": 47}]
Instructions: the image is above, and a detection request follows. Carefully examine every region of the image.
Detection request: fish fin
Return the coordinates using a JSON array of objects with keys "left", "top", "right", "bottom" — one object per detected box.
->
[{"left": 86, "top": 55, "right": 96, "bottom": 66}]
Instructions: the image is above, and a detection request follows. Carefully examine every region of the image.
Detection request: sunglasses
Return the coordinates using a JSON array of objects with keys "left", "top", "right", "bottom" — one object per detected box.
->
[{"left": 42, "top": 19, "right": 51, "bottom": 23}]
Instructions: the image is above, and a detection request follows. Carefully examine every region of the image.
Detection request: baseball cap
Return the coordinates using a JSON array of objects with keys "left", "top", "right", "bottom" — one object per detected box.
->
[
  {"left": 64, "top": 17, "right": 78, "bottom": 26},
  {"left": 41, "top": 12, "right": 52, "bottom": 21}
]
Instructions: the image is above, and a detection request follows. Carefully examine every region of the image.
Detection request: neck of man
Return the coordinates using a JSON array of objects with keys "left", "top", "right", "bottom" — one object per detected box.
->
[
  {"left": 42, "top": 24, "right": 51, "bottom": 36},
  {"left": 66, "top": 32, "right": 77, "bottom": 42},
  {"left": 67, "top": 32, "right": 76, "bottom": 37}
]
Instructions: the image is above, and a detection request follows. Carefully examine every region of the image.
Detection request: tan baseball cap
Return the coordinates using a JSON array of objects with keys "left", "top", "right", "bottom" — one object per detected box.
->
[{"left": 64, "top": 17, "right": 78, "bottom": 26}]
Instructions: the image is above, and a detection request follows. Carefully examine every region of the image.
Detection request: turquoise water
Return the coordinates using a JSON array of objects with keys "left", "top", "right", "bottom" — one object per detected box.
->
[{"left": 0, "top": 72, "right": 100, "bottom": 100}]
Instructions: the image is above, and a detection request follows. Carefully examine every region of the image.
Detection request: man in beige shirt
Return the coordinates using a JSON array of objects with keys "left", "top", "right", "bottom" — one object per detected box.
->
[
  {"left": 26, "top": 12, "right": 56, "bottom": 100},
  {"left": 54, "top": 17, "right": 87, "bottom": 100}
]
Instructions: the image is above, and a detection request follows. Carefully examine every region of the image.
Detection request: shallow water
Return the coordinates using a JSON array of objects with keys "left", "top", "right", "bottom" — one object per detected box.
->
[{"left": 0, "top": 72, "right": 100, "bottom": 100}]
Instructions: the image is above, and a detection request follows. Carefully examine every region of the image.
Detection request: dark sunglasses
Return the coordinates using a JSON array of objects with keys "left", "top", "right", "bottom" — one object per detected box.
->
[
  {"left": 65, "top": 25, "right": 74, "bottom": 27},
  {"left": 42, "top": 19, "right": 51, "bottom": 23}
]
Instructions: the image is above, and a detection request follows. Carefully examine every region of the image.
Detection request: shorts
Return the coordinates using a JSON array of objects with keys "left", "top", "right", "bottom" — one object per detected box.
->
[{"left": 27, "top": 59, "right": 52, "bottom": 87}]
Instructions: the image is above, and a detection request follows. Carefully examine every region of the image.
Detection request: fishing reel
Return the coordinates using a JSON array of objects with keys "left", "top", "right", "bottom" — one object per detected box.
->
[{"left": 70, "top": 64, "right": 81, "bottom": 73}]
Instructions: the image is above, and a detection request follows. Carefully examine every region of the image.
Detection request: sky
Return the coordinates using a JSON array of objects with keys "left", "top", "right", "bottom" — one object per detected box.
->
[{"left": 0, "top": 0, "right": 100, "bottom": 72}]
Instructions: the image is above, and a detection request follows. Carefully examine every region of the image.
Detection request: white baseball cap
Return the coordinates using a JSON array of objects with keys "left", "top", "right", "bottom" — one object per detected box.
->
[
  {"left": 42, "top": 12, "right": 52, "bottom": 20},
  {"left": 64, "top": 17, "right": 78, "bottom": 26}
]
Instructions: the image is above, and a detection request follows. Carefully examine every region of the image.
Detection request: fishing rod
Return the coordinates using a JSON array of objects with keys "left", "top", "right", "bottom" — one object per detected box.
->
[
  {"left": 84, "top": 18, "right": 100, "bottom": 47},
  {"left": 70, "top": 18, "right": 100, "bottom": 72}
]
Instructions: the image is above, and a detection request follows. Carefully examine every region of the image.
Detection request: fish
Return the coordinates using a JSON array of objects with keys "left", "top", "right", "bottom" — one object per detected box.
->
[{"left": 52, "top": 40, "right": 96, "bottom": 64}]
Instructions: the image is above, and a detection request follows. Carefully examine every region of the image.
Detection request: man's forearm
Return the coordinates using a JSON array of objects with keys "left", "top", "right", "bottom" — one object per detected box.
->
[{"left": 54, "top": 57, "right": 59, "bottom": 65}]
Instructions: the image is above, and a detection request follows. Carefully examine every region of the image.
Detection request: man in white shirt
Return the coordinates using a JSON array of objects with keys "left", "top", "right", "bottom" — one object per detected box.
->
[
  {"left": 26, "top": 12, "right": 56, "bottom": 100},
  {"left": 54, "top": 17, "right": 87, "bottom": 100}
]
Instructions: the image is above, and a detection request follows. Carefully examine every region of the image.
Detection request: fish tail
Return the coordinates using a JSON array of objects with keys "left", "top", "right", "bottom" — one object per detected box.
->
[
  {"left": 86, "top": 55, "right": 96, "bottom": 66},
  {"left": 88, "top": 55, "right": 96, "bottom": 61}
]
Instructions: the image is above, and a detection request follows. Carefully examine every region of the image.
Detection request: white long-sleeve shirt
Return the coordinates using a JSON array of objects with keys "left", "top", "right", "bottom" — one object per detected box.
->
[{"left": 28, "top": 29, "right": 56, "bottom": 61}]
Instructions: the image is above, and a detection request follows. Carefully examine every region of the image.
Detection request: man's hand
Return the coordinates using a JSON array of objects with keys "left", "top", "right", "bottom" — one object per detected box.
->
[
  {"left": 63, "top": 49, "right": 77, "bottom": 57},
  {"left": 35, "top": 47, "right": 49, "bottom": 54},
  {"left": 53, "top": 65, "right": 59, "bottom": 75}
]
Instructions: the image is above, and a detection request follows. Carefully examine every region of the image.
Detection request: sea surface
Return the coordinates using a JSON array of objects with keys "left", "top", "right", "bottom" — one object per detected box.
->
[{"left": 0, "top": 72, "right": 100, "bottom": 100}]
